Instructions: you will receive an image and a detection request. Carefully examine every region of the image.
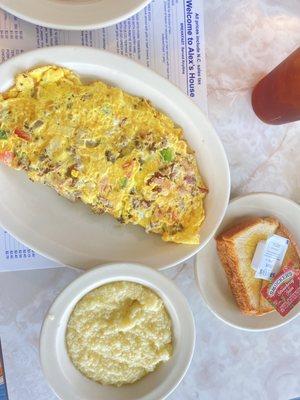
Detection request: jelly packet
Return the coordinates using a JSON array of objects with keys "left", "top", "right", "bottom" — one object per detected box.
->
[{"left": 261, "top": 264, "right": 300, "bottom": 316}]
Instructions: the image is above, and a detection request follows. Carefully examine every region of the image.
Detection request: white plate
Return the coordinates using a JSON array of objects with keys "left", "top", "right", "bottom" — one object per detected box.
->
[
  {"left": 0, "top": 0, "right": 151, "bottom": 30},
  {"left": 0, "top": 46, "right": 230, "bottom": 270},
  {"left": 40, "top": 263, "right": 195, "bottom": 400},
  {"left": 195, "top": 192, "right": 300, "bottom": 331}
]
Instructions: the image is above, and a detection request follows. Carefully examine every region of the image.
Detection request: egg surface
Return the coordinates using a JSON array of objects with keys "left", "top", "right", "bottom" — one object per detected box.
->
[{"left": 0, "top": 66, "right": 207, "bottom": 244}]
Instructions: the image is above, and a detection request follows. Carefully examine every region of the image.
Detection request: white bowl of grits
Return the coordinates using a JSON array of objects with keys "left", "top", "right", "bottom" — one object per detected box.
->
[{"left": 40, "top": 263, "right": 195, "bottom": 400}]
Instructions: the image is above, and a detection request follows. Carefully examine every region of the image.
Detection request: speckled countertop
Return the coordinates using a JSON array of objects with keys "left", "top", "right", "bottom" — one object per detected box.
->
[{"left": 1, "top": 1, "right": 300, "bottom": 399}]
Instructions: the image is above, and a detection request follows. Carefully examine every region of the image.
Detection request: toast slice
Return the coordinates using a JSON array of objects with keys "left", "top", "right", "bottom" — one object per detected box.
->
[{"left": 216, "top": 217, "right": 280, "bottom": 315}]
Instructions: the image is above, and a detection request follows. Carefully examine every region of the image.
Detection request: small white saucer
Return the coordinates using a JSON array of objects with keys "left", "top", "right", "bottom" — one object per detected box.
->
[{"left": 195, "top": 192, "right": 300, "bottom": 331}]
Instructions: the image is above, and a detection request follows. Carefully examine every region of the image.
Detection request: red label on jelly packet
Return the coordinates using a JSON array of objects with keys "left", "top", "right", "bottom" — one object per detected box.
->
[{"left": 261, "top": 266, "right": 300, "bottom": 316}]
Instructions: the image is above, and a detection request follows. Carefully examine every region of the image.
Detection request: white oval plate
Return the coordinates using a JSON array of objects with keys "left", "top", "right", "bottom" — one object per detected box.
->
[
  {"left": 40, "top": 263, "right": 195, "bottom": 400},
  {"left": 0, "top": 0, "right": 151, "bottom": 30},
  {"left": 0, "top": 46, "right": 230, "bottom": 270},
  {"left": 195, "top": 192, "right": 300, "bottom": 331}
]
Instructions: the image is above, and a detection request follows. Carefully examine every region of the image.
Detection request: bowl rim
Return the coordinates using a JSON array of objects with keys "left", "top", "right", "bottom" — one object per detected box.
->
[
  {"left": 194, "top": 192, "right": 300, "bottom": 332},
  {"left": 0, "top": 0, "right": 152, "bottom": 30},
  {"left": 40, "top": 262, "right": 196, "bottom": 400}
]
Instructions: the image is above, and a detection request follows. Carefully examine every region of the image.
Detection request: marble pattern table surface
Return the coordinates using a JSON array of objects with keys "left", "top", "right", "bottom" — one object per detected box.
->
[{"left": 1, "top": 1, "right": 300, "bottom": 399}]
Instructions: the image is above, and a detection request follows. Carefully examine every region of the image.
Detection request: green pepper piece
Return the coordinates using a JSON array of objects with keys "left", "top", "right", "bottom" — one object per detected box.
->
[
  {"left": 120, "top": 177, "right": 127, "bottom": 188},
  {"left": 160, "top": 148, "right": 173, "bottom": 163},
  {"left": 0, "top": 129, "right": 8, "bottom": 140}
]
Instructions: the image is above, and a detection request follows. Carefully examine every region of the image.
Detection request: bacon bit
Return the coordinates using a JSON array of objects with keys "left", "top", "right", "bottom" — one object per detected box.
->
[
  {"left": 45, "top": 100, "right": 54, "bottom": 109},
  {"left": 147, "top": 172, "right": 163, "bottom": 185},
  {"left": 98, "top": 177, "right": 112, "bottom": 194},
  {"left": 98, "top": 196, "right": 112, "bottom": 208},
  {"left": 132, "top": 199, "right": 152, "bottom": 209},
  {"left": 199, "top": 186, "right": 209, "bottom": 194},
  {"left": 64, "top": 178, "right": 75, "bottom": 188},
  {"left": 171, "top": 210, "right": 179, "bottom": 221},
  {"left": 91, "top": 205, "right": 105, "bottom": 215},
  {"left": 178, "top": 185, "right": 189, "bottom": 196},
  {"left": 147, "top": 172, "right": 173, "bottom": 194},
  {"left": 138, "top": 130, "right": 152, "bottom": 140},
  {"left": 159, "top": 164, "right": 174, "bottom": 177},
  {"left": 105, "top": 150, "right": 116, "bottom": 162},
  {"left": 181, "top": 159, "right": 195, "bottom": 174},
  {"left": 160, "top": 182, "right": 171, "bottom": 195},
  {"left": 149, "top": 176, "right": 164, "bottom": 186},
  {"left": 160, "top": 208, "right": 178, "bottom": 222},
  {"left": 141, "top": 200, "right": 151, "bottom": 208},
  {"left": 170, "top": 223, "right": 184, "bottom": 234},
  {"left": 132, "top": 199, "right": 139, "bottom": 209},
  {"left": 31, "top": 120, "right": 44, "bottom": 130},
  {"left": 0, "top": 150, "right": 13, "bottom": 165},
  {"left": 119, "top": 118, "right": 127, "bottom": 128},
  {"left": 122, "top": 160, "right": 136, "bottom": 178},
  {"left": 122, "top": 160, "right": 132, "bottom": 169},
  {"left": 184, "top": 175, "right": 196, "bottom": 185},
  {"left": 80, "top": 93, "right": 92, "bottom": 101},
  {"left": 14, "top": 128, "right": 31, "bottom": 141},
  {"left": 153, "top": 207, "right": 164, "bottom": 219}
]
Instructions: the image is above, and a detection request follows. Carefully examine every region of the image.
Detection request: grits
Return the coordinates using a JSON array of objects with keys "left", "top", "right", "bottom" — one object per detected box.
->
[{"left": 66, "top": 281, "right": 173, "bottom": 386}]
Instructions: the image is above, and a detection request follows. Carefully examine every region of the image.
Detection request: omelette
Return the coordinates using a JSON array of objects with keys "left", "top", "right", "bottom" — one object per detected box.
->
[{"left": 0, "top": 66, "right": 207, "bottom": 244}]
